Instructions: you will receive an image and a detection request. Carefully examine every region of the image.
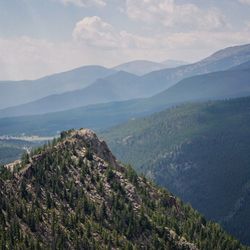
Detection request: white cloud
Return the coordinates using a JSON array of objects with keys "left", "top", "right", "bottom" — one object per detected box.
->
[
  {"left": 56, "top": 0, "right": 106, "bottom": 7},
  {"left": 126, "top": 0, "right": 226, "bottom": 31},
  {"left": 73, "top": 16, "right": 119, "bottom": 48},
  {"left": 72, "top": 16, "right": 154, "bottom": 49},
  {"left": 238, "top": 0, "right": 250, "bottom": 5}
]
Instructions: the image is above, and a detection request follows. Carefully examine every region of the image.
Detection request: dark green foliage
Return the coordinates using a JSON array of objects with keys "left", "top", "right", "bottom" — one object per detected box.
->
[
  {"left": 85, "top": 147, "right": 93, "bottom": 161},
  {"left": 21, "top": 152, "right": 29, "bottom": 165},
  {"left": 0, "top": 165, "right": 12, "bottom": 180}
]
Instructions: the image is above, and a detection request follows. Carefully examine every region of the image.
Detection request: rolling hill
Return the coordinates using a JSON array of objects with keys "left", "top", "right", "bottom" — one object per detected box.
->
[
  {"left": 0, "top": 128, "right": 246, "bottom": 249},
  {"left": 102, "top": 97, "right": 250, "bottom": 245}
]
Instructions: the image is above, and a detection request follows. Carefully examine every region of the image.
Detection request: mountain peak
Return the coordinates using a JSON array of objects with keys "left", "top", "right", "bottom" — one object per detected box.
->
[
  {"left": 63, "top": 128, "right": 97, "bottom": 140},
  {"left": 0, "top": 128, "right": 246, "bottom": 249},
  {"left": 60, "top": 128, "right": 120, "bottom": 169}
]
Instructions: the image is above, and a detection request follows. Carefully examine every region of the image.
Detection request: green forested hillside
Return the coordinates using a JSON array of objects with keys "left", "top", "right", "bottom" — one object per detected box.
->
[
  {"left": 0, "top": 129, "right": 246, "bottom": 249},
  {"left": 103, "top": 97, "right": 250, "bottom": 245}
]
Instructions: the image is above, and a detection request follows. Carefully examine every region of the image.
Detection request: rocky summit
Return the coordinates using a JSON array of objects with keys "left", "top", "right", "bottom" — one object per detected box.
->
[{"left": 0, "top": 129, "right": 247, "bottom": 249}]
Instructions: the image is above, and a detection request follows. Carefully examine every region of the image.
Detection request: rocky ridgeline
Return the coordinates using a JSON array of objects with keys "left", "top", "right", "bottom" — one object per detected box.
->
[{"left": 0, "top": 129, "right": 246, "bottom": 249}]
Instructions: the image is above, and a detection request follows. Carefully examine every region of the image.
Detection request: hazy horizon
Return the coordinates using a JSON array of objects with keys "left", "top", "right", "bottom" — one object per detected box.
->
[{"left": 0, "top": 0, "right": 250, "bottom": 80}]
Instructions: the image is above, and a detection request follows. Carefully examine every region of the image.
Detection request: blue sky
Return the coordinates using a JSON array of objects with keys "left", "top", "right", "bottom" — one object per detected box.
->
[{"left": 0, "top": 0, "right": 250, "bottom": 80}]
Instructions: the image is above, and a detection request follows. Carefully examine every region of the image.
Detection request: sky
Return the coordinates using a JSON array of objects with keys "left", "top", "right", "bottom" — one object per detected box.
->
[{"left": 0, "top": 0, "right": 250, "bottom": 80}]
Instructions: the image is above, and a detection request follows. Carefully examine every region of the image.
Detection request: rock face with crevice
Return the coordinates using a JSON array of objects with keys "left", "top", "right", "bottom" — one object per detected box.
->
[{"left": 0, "top": 129, "right": 246, "bottom": 249}]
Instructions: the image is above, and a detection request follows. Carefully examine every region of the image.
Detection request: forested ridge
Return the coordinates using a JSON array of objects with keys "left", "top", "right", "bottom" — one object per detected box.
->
[{"left": 0, "top": 129, "right": 246, "bottom": 249}]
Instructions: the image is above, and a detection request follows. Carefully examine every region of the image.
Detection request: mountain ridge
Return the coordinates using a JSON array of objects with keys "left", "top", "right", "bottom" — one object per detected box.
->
[
  {"left": 0, "top": 128, "right": 247, "bottom": 249},
  {"left": 0, "top": 61, "right": 250, "bottom": 135},
  {"left": 1, "top": 43, "right": 250, "bottom": 118},
  {"left": 0, "top": 71, "right": 140, "bottom": 117}
]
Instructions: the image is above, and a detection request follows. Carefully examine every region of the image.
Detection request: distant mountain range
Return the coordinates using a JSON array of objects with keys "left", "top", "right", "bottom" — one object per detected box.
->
[
  {"left": 102, "top": 96, "right": 250, "bottom": 245},
  {"left": 0, "top": 66, "right": 116, "bottom": 109},
  {"left": 161, "top": 59, "right": 189, "bottom": 68},
  {"left": 0, "top": 57, "right": 250, "bottom": 136},
  {"left": 113, "top": 59, "right": 188, "bottom": 75},
  {"left": 113, "top": 60, "right": 167, "bottom": 75},
  {"left": 1, "top": 43, "right": 250, "bottom": 118},
  {"left": 148, "top": 62, "right": 250, "bottom": 106},
  {"left": 0, "top": 71, "right": 140, "bottom": 118},
  {"left": 0, "top": 59, "right": 187, "bottom": 111}
]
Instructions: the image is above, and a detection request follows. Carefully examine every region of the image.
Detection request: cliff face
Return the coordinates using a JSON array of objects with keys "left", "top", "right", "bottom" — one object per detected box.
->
[{"left": 0, "top": 129, "right": 246, "bottom": 249}]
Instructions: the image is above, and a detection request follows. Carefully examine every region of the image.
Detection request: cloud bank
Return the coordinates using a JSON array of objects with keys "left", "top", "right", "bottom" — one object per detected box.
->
[
  {"left": 72, "top": 16, "right": 154, "bottom": 49},
  {"left": 126, "top": 0, "right": 226, "bottom": 31},
  {"left": 238, "top": 0, "right": 250, "bottom": 5}
]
